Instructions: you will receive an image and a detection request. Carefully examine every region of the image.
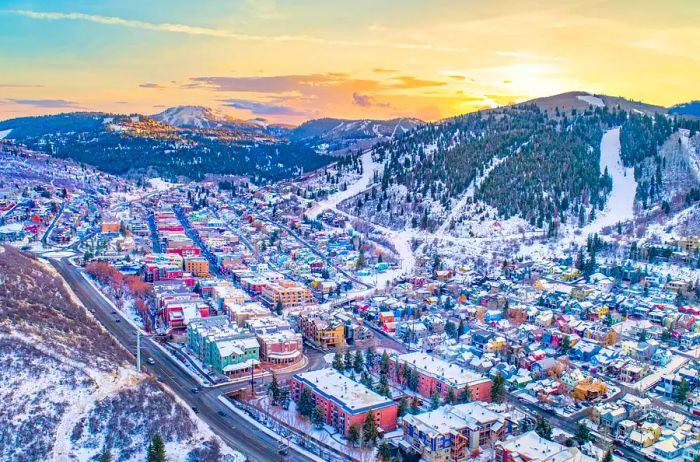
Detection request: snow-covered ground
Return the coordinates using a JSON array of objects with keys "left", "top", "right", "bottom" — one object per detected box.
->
[
  {"left": 436, "top": 155, "right": 509, "bottom": 237},
  {"left": 306, "top": 150, "right": 376, "bottom": 219},
  {"left": 577, "top": 94, "right": 605, "bottom": 108},
  {"left": 148, "top": 177, "right": 179, "bottom": 191},
  {"left": 0, "top": 128, "right": 12, "bottom": 139},
  {"left": 576, "top": 127, "right": 637, "bottom": 240}
]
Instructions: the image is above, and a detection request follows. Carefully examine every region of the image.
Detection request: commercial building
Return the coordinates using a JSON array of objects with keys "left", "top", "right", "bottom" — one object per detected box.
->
[
  {"left": 393, "top": 352, "right": 492, "bottom": 402},
  {"left": 290, "top": 369, "right": 397, "bottom": 437},
  {"left": 402, "top": 403, "right": 507, "bottom": 461}
]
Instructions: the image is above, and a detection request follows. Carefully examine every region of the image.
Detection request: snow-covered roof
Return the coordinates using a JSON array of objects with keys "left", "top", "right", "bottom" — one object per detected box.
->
[
  {"left": 403, "top": 402, "right": 503, "bottom": 436},
  {"left": 397, "top": 352, "right": 489, "bottom": 388},
  {"left": 294, "top": 368, "right": 394, "bottom": 414}
]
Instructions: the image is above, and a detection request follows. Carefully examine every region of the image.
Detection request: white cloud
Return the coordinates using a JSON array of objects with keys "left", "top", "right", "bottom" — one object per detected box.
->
[{"left": 8, "top": 9, "right": 470, "bottom": 53}]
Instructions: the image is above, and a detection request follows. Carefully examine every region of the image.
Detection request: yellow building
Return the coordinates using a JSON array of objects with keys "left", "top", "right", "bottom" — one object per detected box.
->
[
  {"left": 212, "top": 284, "right": 249, "bottom": 308},
  {"left": 261, "top": 280, "right": 313, "bottom": 308},
  {"left": 572, "top": 378, "right": 607, "bottom": 401},
  {"left": 298, "top": 314, "right": 345, "bottom": 349},
  {"left": 183, "top": 257, "right": 210, "bottom": 277}
]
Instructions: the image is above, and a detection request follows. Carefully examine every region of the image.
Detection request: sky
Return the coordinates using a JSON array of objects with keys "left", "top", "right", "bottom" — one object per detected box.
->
[{"left": 1, "top": 0, "right": 699, "bottom": 124}]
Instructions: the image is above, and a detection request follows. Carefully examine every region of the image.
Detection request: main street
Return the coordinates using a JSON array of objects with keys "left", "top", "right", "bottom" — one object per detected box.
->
[{"left": 50, "top": 257, "right": 314, "bottom": 462}]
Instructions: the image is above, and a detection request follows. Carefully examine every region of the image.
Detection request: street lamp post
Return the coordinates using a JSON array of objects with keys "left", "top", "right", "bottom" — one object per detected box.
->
[{"left": 137, "top": 330, "right": 141, "bottom": 371}]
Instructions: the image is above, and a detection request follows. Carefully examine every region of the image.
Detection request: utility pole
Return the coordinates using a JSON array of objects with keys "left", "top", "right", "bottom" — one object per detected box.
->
[{"left": 136, "top": 330, "right": 141, "bottom": 371}]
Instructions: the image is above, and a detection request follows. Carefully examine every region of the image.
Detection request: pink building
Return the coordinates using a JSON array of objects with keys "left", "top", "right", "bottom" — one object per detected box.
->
[
  {"left": 393, "top": 352, "right": 493, "bottom": 402},
  {"left": 290, "top": 369, "right": 398, "bottom": 437},
  {"left": 257, "top": 330, "right": 303, "bottom": 367}
]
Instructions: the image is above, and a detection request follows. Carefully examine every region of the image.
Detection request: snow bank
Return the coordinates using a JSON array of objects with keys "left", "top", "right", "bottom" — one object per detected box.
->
[{"left": 0, "top": 129, "right": 12, "bottom": 139}]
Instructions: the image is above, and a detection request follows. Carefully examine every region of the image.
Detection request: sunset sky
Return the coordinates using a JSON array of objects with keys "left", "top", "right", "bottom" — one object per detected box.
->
[{"left": 1, "top": 0, "right": 699, "bottom": 124}]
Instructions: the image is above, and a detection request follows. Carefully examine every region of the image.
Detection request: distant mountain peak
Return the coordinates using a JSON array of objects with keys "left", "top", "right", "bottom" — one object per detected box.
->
[
  {"left": 151, "top": 105, "right": 233, "bottom": 129},
  {"left": 520, "top": 91, "right": 667, "bottom": 115},
  {"left": 669, "top": 100, "right": 700, "bottom": 117}
]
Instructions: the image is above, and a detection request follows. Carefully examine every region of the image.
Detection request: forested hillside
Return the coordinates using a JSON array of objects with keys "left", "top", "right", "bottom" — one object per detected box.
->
[
  {"left": 0, "top": 112, "right": 332, "bottom": 182},
  {"left": 341, "top": 98, "right": 700, "bottom": 235},
  {"left": 345, "top": 104, "right": 624, "bottom": 233}
]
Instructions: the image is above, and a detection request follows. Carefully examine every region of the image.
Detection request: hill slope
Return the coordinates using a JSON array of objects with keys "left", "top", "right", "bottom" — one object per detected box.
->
[
  {"left": 290, "top": 117, "right": 422, "bottom": 155},
  {"left": 670, "top": 101, "right": 700, "bottom": 118},
  {"left": 337, "top": 92, "right": 700, "bottom": 239},
  {"left": 0, "top": 246, "right": 238, "bottom": 461},
  {"left": 0, "top": 112, "right": 331, "bottom": 181}
]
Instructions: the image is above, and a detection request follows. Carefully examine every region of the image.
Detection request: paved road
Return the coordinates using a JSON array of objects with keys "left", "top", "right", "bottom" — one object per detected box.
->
[
  {"left": 50, "top": 257, "right": 312, "bottom": 462},
  {"left": 41, "top": 201, "right": 66, "bottom": 244},
  {"left": 173, "top": 206, "right": 222, "bottom": 277}
]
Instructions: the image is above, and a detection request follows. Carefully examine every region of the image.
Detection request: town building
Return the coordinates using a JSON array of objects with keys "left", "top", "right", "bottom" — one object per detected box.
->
[
  {"left": 402, "top": 403, "right": 507, "bottom": 461},
  {"left": 393, "top": 352, "right": 492, "bottom": 401},
  {"left": 290, "top": 369, "right": 397, "bottom": 437}
]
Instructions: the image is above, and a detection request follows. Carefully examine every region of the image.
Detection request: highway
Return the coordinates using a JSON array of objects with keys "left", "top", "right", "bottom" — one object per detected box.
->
[{"left": 50, "top": 257, "right": 313, "bottom": 462}]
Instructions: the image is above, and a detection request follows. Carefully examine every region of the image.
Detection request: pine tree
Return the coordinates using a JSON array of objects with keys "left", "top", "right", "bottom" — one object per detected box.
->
[
  {"left": 535, "top": 415, "right": 553, "bottom": 440},
  {"left": 411, "top": 396, "right": 420, "bottom": 413},
  {"left": 353, "top": 350, "right": 364, "bottom": 373},
  {"left": 364, "top": 347, "right": 376, "bottom": 368},
  {"left": 332, "top": 352, "right": 344, "bottom": 372},
  {"left": 362, "top": 409, "right": 378, "bottom": 445},
  {"left": 444, "top": 320, "right": 457, "bottom": 338},
  {"left": 457, "top": 320, "right": 466, "bottom": 338},
  {"left": 446, "top": 388, "right": 456, "bottom": 404},
  {"left": 98, "top": 451, "right": 112, "bottom": 462},
  {"left": 380, "top": 351, "right": 390, "bottom": 375},
  {"left": 147, "top": 434, "right": 166, "bottom": 462},
  {"left": 409, "top": 367, "right": 419, "bottom": 391},
  {"left": 431, "top": 392, "right": 441, "bottom": 410},
  {"left": 378, "top": 441, "right": 392, "bottom": 462},
  {"left": 298, "top": 388, "right": 314, "bottom": 417},
  {"left": 674, "top": 377, "right": 690, "bottom": 404},
  {"left": 347, "top": 424, "right": 361, "bottom": 446},
  {"left": 575, "top": 423, "right": 590, "bottom": 443},
  {"left": 561, "top": 336, "right": 571, "bottom": 353},
  {"left": 397, "top": 397, "right": 408, "bottom": 417},
  {"left": 311, "top": 406, "right": 325, "bottom": 428},
  {"left": 491, "top": 374, "right": 507, "bottom": 403},
  {"left": 270, "top": 373, "right": 281, "bottom": 405},
  {"left": 356, "top": 249, "right": 366, "bottom": 269},
  {"left": 344, "top": 349, "right": 353, "bottom": 371},
  {"left": 602, "top": 449, "right": 613, "bottom": 462}
]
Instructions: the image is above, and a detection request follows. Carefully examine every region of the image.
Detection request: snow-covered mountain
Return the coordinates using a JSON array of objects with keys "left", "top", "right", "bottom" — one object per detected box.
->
[
  {"left": 291, "top": 117, "right": 422, "bottom": 141},
  {"left": 289, "top": 117, "right": 423, "bottom": 155},
  {"left": 151, "top": 105, "right": 263, "bottom": 131},
  {"left": 523, "top": 91, "right": 667, "bottom": 115}
]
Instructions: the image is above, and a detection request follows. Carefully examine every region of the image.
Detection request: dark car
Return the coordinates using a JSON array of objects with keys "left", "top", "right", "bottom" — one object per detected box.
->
[
  {"left": 217, "top": 410, "right": 226, "bottom": 417},
  {"left": 191, "top": 387, "right": 200, "bottom": 393},
  {"left": 191, "top": 406, "right": 200, "bottom": 414},
  {"left": 114, "top": 318, "right": 121, "bottom": 323}
]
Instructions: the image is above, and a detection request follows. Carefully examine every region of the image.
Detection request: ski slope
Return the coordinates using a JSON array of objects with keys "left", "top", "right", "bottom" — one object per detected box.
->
[
  {"left": 306, "top": 150, "right": 375, "bottom": 219},
  {"left": 579, "top": 127, "right": 637, "bottom": 238}
]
